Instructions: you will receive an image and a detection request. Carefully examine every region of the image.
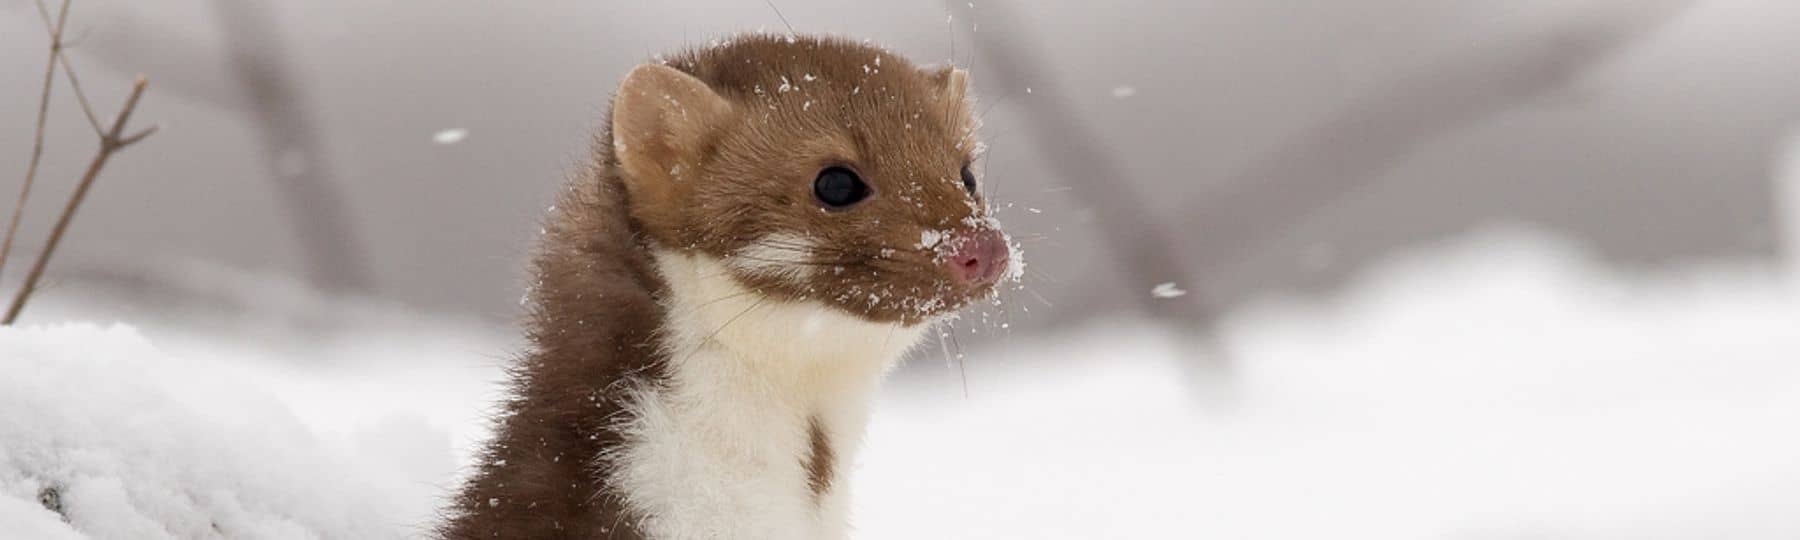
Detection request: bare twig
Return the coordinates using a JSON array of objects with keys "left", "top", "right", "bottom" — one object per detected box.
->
[
  {"left": 3, "top": 73, "right": 157, "bottom": 325},
  {"left": 0, "top": 0, "right": 71, "bottom": 289},
  {"left": 119, "top": 125, "right": 158, "bottom": 146},
  {"left": 32, "top": 0, "right": 104, "bottom": 136},
  {"left": 57, "top": 54, "right": 109, "bottom": 137}
]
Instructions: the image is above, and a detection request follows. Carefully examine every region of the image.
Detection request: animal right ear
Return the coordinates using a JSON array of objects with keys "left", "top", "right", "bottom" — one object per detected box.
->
[
  {"left": 923, "top": 65, "right": 974, "bottom": 127},
  {"left": 611, "top": 64, "right": 734, "bottom": 214},
  {"left": 924, "top": 65, "right": 970, "bottom": 102}
]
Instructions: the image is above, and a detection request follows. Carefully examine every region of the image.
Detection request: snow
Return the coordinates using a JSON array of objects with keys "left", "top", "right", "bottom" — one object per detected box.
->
[
  {"left": 860, "top": 229, "right": 1800, "bottom": 539},
  {"left": 0, "top": 324, "right": 421, "bottom": 538},
  {"left": 5, "top": 228, "right": 1800, "bottom": 538},
  {"left": 1150, "top": 281, "right": 1187, "bottom": 298},
  {"left": 431, "top": 128, "right": 468, "bottom": 145},
  {"left": 918, "top": 229, "right": 946, "bottom": 249}
]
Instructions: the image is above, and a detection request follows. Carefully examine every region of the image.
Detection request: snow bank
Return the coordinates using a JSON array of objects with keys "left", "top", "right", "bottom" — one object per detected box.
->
[
  {"left": 0, "top": 324, "right": 432, "bottom": 539},
  {"left": 6, "top": 228, "right": 1800, "bottom": 539},
  {"left": 855, "top": 229, "right": 1800, "bottom": 539}
]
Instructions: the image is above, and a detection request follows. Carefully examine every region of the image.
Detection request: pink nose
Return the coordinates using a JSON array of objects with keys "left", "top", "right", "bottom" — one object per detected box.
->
[{"left": 946, "top": 229, "right": 1009, "bottom": 287}]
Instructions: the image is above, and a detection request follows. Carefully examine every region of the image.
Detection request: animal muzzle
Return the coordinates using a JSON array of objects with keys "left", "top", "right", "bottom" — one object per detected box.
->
[{"left": 944, "top": 228, "right": 1009, "bottom": 289}]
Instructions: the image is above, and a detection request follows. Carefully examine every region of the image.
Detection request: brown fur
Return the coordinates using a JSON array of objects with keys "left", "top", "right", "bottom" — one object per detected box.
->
[
  {"left": 803, "top": 416, "right": 835, "bottom": 502},
  {"left": 440, "top": 34, "right": 996, "bottom": 539},
  {"left": 437, "top": 137, "right": 663, "bottom": 539},
  {"left": 619, "top": 34, "right": 993, "bottom": 325}
]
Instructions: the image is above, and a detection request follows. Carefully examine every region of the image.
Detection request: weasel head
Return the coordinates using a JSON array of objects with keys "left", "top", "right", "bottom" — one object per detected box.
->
[{"left": 608, "top": 35, "right": 1016, "bottom": 327}]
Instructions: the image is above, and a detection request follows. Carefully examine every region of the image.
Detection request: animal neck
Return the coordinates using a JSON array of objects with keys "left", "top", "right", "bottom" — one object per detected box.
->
[
  {"left": 658, "top": 249, "right": 920, "bottom": 396},
  {"left": 606, "top": 249, "right": 925, "bottom": 539}
]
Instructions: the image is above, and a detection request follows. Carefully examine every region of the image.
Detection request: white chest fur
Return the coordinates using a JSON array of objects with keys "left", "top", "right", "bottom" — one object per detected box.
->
[{"left": 608, "top": 250, "right": 926, "bottom": 540}]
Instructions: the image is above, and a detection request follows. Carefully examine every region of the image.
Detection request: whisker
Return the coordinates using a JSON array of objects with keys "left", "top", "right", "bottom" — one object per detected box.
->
[
  {"left": 743, "top": 238, "right": 849, "bottom": 253},
  {"left": 670, "top": 289, "right": 761, "bottom": 320},
  {"left": 980, "top": 137, "right": 996, "bottom": 201},
  {"left": 678, "top": 297, "right": 770, "bottom": 365},
  {"left": 743, "top": 242, "right": 856, "bottom": 257},
  {"left": 696, "top": 266, "right": 740, "bottom": 282},
  {"left": 742, "top": 241, "right": 931, "bottom": 263},
  {"left": 1008, "top": 236, "right": 1057, "bottom": 248},
  {"left": 977, "top": 95, "right": 1012, "bottom": 124},
  {"left": 993, "top": 287, "right": 1016, "bottom": 349},
  {"left": 933, "top": 319, "right": 963, "bottom": 398},
  {"left": 728, "top": 254, "right": 873, "bottom": 268},
  {"left": 1022, "top": 266, "right": 1061, "bottom": 285},
  {"left": 947, "top": 325, "right": 969, "bottom": 398},
  {"left": 946, "top": 9, "right": 956, "bottom": 68},
  {"left": 762, "top": 0, "right": 796, "bottom": 36},
  {"left": 963, "top": 0, "right": 977, "bottom": 80}
]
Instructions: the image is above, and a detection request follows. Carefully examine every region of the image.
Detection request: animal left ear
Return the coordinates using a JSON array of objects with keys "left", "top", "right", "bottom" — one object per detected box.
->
[{"left": 610, "top": 64, "right": 735, "bottom": 234}]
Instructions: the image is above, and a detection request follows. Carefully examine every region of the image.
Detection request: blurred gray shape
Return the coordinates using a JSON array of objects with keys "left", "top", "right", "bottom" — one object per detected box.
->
[
  {"left": 1175, "top": 1, "right": 1694, "bottom": 315},
  {"left": 952, "top": 0, "right": 1208, "bottom": 327},
  {"left": 211, "top": 0, "right": 373, "bottom": 292}
]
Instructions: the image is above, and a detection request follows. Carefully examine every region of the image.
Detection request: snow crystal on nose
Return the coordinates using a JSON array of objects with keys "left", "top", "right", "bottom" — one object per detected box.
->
[
  {"left": 919, "top": 230, "right": 946, "bottom": 250},
  {"left": 1002, "top": 235, "right": 1026, "bottom": 282}
]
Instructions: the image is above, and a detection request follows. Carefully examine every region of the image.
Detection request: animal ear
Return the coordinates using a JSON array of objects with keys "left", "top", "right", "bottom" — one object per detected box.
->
[
  {"left": 924, "top": 65, "right": 970, "bottom": 102},
  {"left": 610, "top": 64, "right": 735, "bottom": 212}
]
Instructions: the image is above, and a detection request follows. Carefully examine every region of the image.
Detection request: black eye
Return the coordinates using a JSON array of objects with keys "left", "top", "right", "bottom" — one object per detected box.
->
[
  {"left": 813, "top": 167, "right": 871, "bottom": 208},
  {"left": 960, "top": 165, "right": 978, "bottom": 194}
]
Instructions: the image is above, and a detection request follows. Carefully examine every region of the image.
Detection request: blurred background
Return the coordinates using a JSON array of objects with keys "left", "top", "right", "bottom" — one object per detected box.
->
[
  {"left": 6, "top": 0, "right": 1796, "bottom": 332},
  {"left": 5, "top": 0, "right": 1800, "bottom": 538}
]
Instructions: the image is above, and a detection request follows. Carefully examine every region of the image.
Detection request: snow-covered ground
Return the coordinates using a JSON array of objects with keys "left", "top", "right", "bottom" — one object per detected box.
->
[{"left": 5, "top": 228, "right": 1800, "bottom": 539}]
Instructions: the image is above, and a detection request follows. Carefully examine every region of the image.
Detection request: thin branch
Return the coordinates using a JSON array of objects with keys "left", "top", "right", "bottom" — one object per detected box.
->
[
  {"left": 3, "top": 77, "right": 156, "bottom": 325},
  {"left": 29, "top": 3, "right": 107, "bottom": 137},
  {"left": 57, "top": 54, "right": 109, "bottom": 137},
  {"left": 105, "top": 78, "right": 149, "bottom": 144},
  {"left": 31, "top": 0, "right": 58, "bottom": 29},
  {"left": 0, "top": 0, "right": 72, "bottom": 287},
  {"left": 119, "top": 125, "right": 158, "bottom": 146}
]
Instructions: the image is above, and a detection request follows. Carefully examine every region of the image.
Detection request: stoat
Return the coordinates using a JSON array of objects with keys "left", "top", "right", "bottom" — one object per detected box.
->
[{"left": 440, "top": 34, "right": 1014, "bottom": 540}]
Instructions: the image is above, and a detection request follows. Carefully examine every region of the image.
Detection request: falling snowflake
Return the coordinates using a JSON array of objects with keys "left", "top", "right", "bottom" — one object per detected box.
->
[
  {"left": 1151, "top": 282, "right": 1187, "bottom": 299},
  {"left": 433, "top": 128, "right": 468, "bottom": 144},
  {"left": 1110, "top": 86, "right": 1137, "bottom": 99}
]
